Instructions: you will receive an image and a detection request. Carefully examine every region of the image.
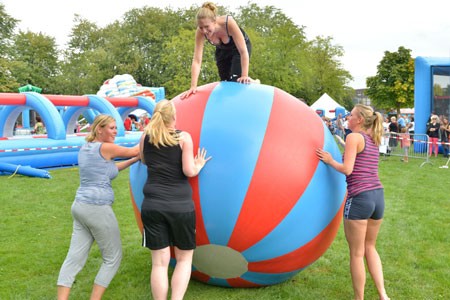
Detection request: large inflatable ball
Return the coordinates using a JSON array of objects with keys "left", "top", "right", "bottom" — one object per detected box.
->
[{"left": 130, "top": 82, "right": 346, "bottom": 287}]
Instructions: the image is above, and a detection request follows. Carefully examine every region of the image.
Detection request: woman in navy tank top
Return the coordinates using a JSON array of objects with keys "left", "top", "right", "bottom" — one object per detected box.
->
[{"left": 181, "top": 2, "right": 259, "bottom": 99}]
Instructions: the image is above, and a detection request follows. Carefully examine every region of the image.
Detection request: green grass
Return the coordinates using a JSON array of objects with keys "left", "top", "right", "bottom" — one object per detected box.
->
[{"left": 0, "top": 156, "right": 449, "bottom": 299}]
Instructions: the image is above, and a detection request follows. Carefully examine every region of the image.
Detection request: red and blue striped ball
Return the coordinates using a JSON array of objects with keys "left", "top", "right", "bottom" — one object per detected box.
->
[{"left": 130, "top": 82, "right": 346, "bottom": 287}]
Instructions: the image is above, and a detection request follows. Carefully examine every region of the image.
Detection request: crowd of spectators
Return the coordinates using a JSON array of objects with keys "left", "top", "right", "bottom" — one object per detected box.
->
[
  {"left": 323, "top": 111, "right": 450, "bottom": 159},
  {"left": 124, "top": 113, "right": 150, "bottom": 131}
]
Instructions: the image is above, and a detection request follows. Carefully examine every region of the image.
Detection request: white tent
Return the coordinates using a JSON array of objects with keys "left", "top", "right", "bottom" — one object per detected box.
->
[{"left": 310, "top": 93, "right": 347, "bottom": 119}]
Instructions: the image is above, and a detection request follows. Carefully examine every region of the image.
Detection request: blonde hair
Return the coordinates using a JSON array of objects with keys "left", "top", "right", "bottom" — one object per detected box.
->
[
  {"left": 144, "top": 100, "right": 179, "bottom": 148},
  {"left": 355, "top": 104, "right": 383, "bottom": 146},
  {"left": 86, "top": 114, "right": 115, "bottom": 142},
  {"left": 196, "top": 2, "right": 218, "bottom": 25}
]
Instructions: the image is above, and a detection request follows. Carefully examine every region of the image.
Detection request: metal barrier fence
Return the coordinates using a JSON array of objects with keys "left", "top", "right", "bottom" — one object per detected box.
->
[{"left": 379, "top": 132, "right": 431, "bottom": 167}]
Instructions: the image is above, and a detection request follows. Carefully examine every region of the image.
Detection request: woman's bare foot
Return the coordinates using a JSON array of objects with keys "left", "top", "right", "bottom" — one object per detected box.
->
[{"left": 380, "top": 293, "right": 390, "bottom": 300}]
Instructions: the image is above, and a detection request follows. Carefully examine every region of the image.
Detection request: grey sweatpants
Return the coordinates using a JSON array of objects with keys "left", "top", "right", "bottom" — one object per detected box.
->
[{"left": 57, "top": 201, "right": 122, "bottom": 288}]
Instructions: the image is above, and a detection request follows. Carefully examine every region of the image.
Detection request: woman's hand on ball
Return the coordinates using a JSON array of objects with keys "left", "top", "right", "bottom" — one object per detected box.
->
[
  {"left": 194, "top": 147, "right": 212, "bottom": 171},
  {"left": 181, "top": 87, "right": 197, "bottom": 100},
  {"left": 316, "top": 148, "right": 332, "bottom": 164}
]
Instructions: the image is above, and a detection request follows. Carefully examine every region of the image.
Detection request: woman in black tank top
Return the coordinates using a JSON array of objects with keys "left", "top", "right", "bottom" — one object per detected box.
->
[
  {"left": 139, "top": 99, "right": 211, "bottom": 299},
  {"left": 181, "top": 2, "right": 259, "bottom": 99}
]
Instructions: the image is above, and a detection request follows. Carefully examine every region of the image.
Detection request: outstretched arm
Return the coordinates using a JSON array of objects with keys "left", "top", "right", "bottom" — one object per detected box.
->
[
  {"left": 181, "top": 29, "right": 205, "bottom": 99},
  {"left": 227, "top": 17, "right": 251, "bottom": 83},
  {"left": 101, "top": 143, "right": 140, "bottom": 171},
  {"left": 335, "top": 134, "right": 345, "bottom": 147},
  {"left": 316, "top": 133, "right": 362, "bottom": 176},
  {"left": 180, "top": 131, "right": 211, "bottom": 177}
]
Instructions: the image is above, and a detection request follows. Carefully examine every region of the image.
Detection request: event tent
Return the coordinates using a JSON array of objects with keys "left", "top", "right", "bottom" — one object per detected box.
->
[{"left": 310, "top": 93, "right": 347, "bottom": 118}]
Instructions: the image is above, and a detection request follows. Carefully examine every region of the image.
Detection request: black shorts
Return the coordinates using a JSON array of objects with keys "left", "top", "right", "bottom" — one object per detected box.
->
[
  {"left": 141, "top": 210, "right": 196, "bottom": 250},
  {"left": 344, "top": 188, "right": 385, "bottom": 220}
]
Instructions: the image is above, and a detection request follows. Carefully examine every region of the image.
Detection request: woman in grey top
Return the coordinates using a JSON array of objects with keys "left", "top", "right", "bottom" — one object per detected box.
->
[{"left": 57, "top": 114, "right": 140, "bottom": 300}]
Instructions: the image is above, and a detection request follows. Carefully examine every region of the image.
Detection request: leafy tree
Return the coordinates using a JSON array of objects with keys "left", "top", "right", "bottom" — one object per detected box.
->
[
  {"left": 341, "top": 88, "right": 356, "bottom": 110},
  {"left": 2, "top": 2, "right": 355, "bottom": 101},
  {"left": 159, "top": 28, "right": 218, "bottom": 98},
  {"left": 58, "top": 16, "right": 115, "bottom": 95},
  {"left": 0, "top": 3, "right": 19, "bottom": 91},
  {"left": 0, "top": 60, "right": 18, "bottom": 92},
  {"left": 237, "top": 3, "right": 352, "bottom": 104},
  {"left": 237, "top": 3, "right": 309, "bottom": 98},
  {"left": 306, "top": 36, "right": 353, "bottom": 105},
  {"left": 118, "top": 7, "right": 197, "bottom": 88},
  {"left": 59, "top": 7, "right": 204, "bottom": 96},
  {"left": 57, "top": 47, "right": 114, "bottom": 95},
  {"left": 9, "top": 31, "right": 60, "bottom": 93},
  {"left": 0, "top": 3, "right": 17, "bottom": 54},
  {"left": 365, "top": 46, "right": 414, "bottom": 113}
]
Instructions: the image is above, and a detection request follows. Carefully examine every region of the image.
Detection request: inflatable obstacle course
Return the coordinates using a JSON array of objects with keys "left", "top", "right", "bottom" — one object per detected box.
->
[{"left": 0, "top": 78, "right": 164, "bottom": 172}]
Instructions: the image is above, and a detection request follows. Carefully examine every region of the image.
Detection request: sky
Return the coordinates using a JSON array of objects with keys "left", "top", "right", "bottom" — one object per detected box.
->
[{"left": 2, "top": 0, "right": 450, "bottom": 89}]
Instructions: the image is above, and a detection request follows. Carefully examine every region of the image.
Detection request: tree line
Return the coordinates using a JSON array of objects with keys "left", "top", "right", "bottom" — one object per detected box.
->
[{"left": 0, "top": 3, "right": 413, "bottom": 110}]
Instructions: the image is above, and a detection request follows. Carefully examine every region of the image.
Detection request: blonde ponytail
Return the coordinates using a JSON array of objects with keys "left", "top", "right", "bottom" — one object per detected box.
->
[
  {"left": 144, "top": 100, "right": 179, "bottom": 148},
  {"left": 371, "top": 112, "right": 383, "bottom": 146},
  {"left": 354, "top": 104, "right": 383, "bottom": 146}
]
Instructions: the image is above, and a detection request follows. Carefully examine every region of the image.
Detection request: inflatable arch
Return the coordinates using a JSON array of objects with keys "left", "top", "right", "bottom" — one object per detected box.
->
[
  {"left": 0, "top": 93, "right": 158, "bottom": 139},
  {"left": 59, "top": 96, "right": 156, "bottom": 135},
  {"left": 0, "top": 91, "right": 160, "bottom": 169},
  {"left": 0, "top": 93, "right": 66, "bottom": 140},
  {"left": 414, "top": 56, "right": 450, "bottom": 135}
]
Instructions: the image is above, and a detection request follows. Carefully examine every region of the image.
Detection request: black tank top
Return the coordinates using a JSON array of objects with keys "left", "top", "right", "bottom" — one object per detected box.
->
[
  {"left": 205, "top": 15, "right": 249, "bottom": 50},
  {"left": 141, "top": 132, "right": 194, "bottom": 213}
]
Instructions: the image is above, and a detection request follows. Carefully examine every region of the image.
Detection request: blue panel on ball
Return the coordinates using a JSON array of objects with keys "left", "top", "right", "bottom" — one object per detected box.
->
[
  {"left": 130, "top": 161, "right": 148, "bottom": 211},
  {"left": 206, "top": 278, "right": 231, "bottom": 287},
  {"left": 241, "top": 269, "right": 303, "bottom": 285},
  {"left": 198, "top": 82, "right": 274, "bottom": 245},
  {"left": 243, "top": 125, "right": 345, "bottom": 261}
]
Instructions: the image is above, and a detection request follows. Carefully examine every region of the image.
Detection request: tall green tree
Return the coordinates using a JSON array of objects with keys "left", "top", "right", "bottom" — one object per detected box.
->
[
  {"left": 58, "top": 16, "right": 115, "bottom": 95},
  {"left": 58, "top": 7, "right": 202, "bottom": 96},
  {"left": 306, "top": 36, "right": 353, "bottom": 104},
  {"left": 237, "top": 3, "right": 309, "bottom": 98},
  {"left": 237, "top": 3, "right": 352, "bottom": 103},
  {"left": 0, "top": 3, "right": 17, "bottom": 54},
  {"left": 159, "top": 28, "right": 218, "bottom": 98},
  {"left": 118, "top": 6, "right": 197, "bottom": 88},
  {"left": 365, "top": 46, "right": 414, "bottom": 113},
  {"left": 10, "top": 31, "right": 60, "bottom": 93},
  {"left": 0, "top": 3, "right": 19, "bottom": 91},
  {"left": 4, "top": 2, "right": 355, "bottom": 100}
]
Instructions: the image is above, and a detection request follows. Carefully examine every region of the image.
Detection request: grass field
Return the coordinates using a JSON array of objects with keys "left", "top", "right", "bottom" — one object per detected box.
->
[{"left": 0, "top": 155, "right": 449, "bottom": 299}]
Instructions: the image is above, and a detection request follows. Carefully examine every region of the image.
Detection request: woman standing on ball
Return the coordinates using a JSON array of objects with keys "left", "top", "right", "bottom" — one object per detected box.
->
[
  {"left": 181, "top": 2, "right": 258, "bottom": 99},
  {"left": 316, "top": 104, "right": 390, "bottom": 300},
  {"left": 139, "top": 99, "right": 211, "bottom": 299}
]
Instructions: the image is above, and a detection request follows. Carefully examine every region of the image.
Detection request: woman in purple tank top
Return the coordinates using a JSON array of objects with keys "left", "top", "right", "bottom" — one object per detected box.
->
[{"left": 316, "top": 104, "right": 390, "bottom": 300}]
